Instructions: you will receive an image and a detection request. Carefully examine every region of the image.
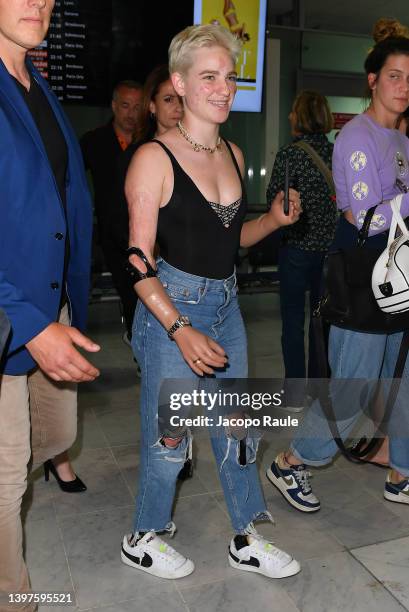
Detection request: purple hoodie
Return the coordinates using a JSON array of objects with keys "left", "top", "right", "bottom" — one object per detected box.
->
[{"left": 333, "top": 113, "right": 409, "bottom": 235}]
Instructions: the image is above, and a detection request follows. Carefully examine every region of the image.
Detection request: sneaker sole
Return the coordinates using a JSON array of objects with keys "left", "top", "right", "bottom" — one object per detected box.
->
[
  {"left": 266, "top": 467, "right": 320, "bottom": 513},
  {"left": 384, "top": 490, "right": 409, "bottom": 505},
  {"left": 121, "top": 549, "right": 194, "bottom": 579},
  {"left": 228, "top": 554, "right": 301, "bottom": 578}
]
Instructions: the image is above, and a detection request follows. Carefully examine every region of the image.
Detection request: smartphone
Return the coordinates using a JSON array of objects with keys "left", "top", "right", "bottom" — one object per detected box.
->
[{"left": 283, "top": 158, "right": 290, "bottom": 215}]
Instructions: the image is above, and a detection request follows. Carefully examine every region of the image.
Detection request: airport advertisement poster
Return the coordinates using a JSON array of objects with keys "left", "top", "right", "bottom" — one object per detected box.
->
[{"left": 193, "top": 0, "right": 267, "bottom": 112}]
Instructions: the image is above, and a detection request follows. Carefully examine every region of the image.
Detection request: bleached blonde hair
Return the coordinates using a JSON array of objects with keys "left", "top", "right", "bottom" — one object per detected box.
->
[{"left": 169, "top": 24, "right": 242, "bottom": 75}]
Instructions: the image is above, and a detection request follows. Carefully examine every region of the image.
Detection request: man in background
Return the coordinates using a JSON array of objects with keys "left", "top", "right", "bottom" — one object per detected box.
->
[{"left": 81, "top": 81, "right": 142, "bottom": 341}]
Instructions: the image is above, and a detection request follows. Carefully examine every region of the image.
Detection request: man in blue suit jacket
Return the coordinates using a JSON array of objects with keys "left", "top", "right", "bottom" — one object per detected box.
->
[{"left": 0, "top": 1, "right": 100, "bottom": 607}]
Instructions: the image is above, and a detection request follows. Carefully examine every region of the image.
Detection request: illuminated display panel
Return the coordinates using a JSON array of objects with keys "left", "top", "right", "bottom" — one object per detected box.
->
[{"left": 194, "top": 0, "right": 267, "bottom": 112}]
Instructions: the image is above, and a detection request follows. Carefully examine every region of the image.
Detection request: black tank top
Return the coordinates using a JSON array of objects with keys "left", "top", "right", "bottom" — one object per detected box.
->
[{"left": 154, "top": 139, "right": 247, "bottom": 279}]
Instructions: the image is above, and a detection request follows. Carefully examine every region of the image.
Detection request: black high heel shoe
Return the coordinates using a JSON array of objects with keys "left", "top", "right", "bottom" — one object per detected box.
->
[{"left": 44, "top": 459, "right": 87, "bottom": 493}]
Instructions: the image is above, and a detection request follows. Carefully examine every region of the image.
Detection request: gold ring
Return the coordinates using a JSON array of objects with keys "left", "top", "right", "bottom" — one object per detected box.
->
[{"left": 193, "top": 358, "right": 201, "bottom": 364}]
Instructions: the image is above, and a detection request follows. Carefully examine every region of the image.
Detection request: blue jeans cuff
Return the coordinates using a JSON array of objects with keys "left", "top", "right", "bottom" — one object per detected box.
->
[{"left": 290, "top": 444, "right": 333, "bottom": 467}]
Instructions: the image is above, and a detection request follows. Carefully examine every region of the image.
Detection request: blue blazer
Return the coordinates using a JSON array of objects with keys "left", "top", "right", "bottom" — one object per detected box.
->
[{"left": 0, "top": 59, "right": 93, "bottom": 375}]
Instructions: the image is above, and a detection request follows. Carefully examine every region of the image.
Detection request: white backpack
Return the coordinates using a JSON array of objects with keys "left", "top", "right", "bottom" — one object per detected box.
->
[{"left": 372, "top": 194, "right": 409, "bottom": 314}]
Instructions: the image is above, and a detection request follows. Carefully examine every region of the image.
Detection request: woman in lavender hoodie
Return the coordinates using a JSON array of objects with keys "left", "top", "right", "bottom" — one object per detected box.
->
[{"left": 265, "top": 23, "right": 409, "bottom": 512}]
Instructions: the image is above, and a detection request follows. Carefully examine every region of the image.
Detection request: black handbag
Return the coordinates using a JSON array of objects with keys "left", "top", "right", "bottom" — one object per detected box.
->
[{"left": 317, "top": 206, "right": 409, "bottom": 333}]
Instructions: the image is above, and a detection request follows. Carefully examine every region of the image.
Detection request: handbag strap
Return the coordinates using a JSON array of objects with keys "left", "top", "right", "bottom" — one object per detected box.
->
[
  {"left": 357, "top": 205, "right": 378, "bottom": 245},
  {"left": 312, "top": 315, "right": 330, "bottom": 378},
  {"left": 312, "top": 315, "right": 409, "bottom": 463},
  {"left": 293, "top": 140, "right": 384, "bottom": 246},
  {"left": 389, "top": 195, "right": 408, "bottom": 245},
  {"left": 388, "top": 205, "right": 399, "bottom": 248},
  {"left": 294, "top": 140, "right": 335, "bottom": 194},
  {"left": 357, "top": 195, "right": 407, "bottom": 246}
]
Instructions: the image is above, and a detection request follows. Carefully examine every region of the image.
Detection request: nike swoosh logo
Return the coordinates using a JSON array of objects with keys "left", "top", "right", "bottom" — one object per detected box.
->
[
  {"left": 229, "top": 550, "right": 260, "bottom": 568},
  {"left": 122, "top": 546, "right": 153, "bottom": 568}
]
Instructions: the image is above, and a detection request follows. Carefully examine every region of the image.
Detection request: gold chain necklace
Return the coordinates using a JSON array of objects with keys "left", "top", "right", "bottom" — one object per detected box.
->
[{"left": 177, "top": 121, "right": 221, "bottom": 153}]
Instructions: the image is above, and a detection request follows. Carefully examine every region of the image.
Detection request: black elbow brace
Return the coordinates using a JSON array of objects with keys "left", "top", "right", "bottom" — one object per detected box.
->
[{"left": 125, "top": 247, "right": 157, "bottom": 284}]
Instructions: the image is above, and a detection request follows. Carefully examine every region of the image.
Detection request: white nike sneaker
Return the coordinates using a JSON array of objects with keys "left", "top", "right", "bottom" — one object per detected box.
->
[
  {"left": 228, "top": 534, "right": 301, "bottom": 578},
  {"left": 121, "top": 532, "right": 194, "bottom": 579}
]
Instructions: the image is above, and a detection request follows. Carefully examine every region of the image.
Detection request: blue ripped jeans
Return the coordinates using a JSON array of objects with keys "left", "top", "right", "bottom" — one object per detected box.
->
[
  {"left": 131, "top": 259, "right": 268, "bottom": 534},
  {"left": 291, "top": 326, "right": 409, "bottom": 476}
]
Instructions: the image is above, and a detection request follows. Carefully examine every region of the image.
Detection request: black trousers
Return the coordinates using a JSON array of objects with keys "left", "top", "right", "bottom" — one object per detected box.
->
[
  {"left": 101, "top": 240, "right": 137, "bottom": 336},
  {"left": 279, "top": 245, "right": 326, "bottom": 405}
]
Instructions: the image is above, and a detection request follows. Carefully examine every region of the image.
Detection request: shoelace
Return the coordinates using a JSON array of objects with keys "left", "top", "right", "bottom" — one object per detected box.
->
[
  {"left": 246, "top": 535, "right": 289, "bottom": 563},
  {"left": 152, "top": 537, "right": 185, "bottom": 561},
  {"left": 292, "top": 468, "right": 313, "bottom": 494},
  {"left": 131, "top": 532, "right": 181, "bottom": 559}
]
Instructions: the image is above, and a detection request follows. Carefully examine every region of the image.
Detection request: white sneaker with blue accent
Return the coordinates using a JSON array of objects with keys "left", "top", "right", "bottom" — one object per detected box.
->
[
  {"left": 228, "top": 533, "right": 300, "bottom": 578},
  {"left": 384, "top": 471, "right": 409, "bottom": 504},
  {"left": 121, "top": 531, "right": 194, "bottom": 579},
  {"left": 266, "top": 452, "right": 320, "bottom": 513}
]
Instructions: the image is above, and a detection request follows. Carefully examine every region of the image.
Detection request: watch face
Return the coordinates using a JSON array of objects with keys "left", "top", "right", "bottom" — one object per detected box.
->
[{"left": 180, "top": 316, "right": 191, "bottom": 325}]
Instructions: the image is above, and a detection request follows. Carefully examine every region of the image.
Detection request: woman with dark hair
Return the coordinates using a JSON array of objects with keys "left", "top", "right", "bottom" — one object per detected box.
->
[
  {"left": 266, "top": 21, "right": 409, "bottom": 512},
  {"left": 267, "top": 90, "right": 337, "bottom": 410},
  {"left": 130, "top": 64, "right": 183, "bottom": 150}
]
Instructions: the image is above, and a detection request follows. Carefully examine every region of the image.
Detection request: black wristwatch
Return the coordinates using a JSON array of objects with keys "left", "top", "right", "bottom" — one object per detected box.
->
[{"left": 167, "top": 315, "right": 192, "bottom": 340}]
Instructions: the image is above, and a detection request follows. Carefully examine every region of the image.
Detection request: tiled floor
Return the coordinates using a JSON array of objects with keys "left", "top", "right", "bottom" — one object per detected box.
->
[{"left": 24, "top": 295, "right": 409, "bottom": 611}]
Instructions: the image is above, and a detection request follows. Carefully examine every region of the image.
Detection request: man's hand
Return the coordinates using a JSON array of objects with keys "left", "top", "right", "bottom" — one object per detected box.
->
[{"left": 26, "top": 322, "right": 100, "bottom": 382}]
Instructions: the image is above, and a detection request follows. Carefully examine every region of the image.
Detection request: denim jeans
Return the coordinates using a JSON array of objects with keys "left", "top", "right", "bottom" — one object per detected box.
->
[
  {"left": 279, "top": 246, "right": 326, "bottom": 405},
  {"left": 291, "top": 326, "right": 409, "bottom": 476},
  {"left": 131, "top": 259, "right": 269, "bottom": 534}
]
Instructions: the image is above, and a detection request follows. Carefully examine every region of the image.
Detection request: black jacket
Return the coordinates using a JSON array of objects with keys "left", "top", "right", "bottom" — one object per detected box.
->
[{"left": 80, "top": 121, "right": 126, "bottom": 246}]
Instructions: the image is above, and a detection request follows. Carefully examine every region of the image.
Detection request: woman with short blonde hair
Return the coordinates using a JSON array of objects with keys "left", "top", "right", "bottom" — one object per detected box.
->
[{"left": 121, "top": 23, "right": 302, "bottom": 581}]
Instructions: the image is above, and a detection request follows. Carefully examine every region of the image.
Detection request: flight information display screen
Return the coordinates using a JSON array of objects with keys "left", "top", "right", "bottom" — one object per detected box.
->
[
  {"left": 27, "top": 1, "right": 195, "bottom": 106},
  {"left": 28, "top": 0, "right": 111, "bottom": 104}
]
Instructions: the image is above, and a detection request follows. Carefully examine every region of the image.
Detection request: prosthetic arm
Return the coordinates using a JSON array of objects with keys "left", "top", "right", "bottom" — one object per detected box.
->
[{"left": 125, "top": 247, "right": 190, "bottom": 338}]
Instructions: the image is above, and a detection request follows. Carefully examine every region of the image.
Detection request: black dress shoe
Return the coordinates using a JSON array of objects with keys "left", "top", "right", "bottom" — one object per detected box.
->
[{"left": 44, "top": 459, "right": 87, "bottom": 493}]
